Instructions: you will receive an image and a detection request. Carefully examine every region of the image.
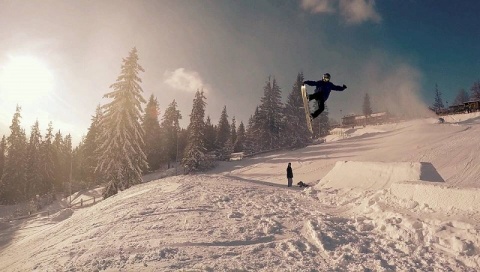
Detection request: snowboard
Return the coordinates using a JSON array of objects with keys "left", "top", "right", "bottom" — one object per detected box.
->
[{"left": 301, "top": 85, "right": 313, "bottom": 134}]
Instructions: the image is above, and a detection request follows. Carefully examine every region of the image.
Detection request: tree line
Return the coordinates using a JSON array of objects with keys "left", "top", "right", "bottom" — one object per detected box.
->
[
  {"left": 432, "top": 81, "right": 480, "bottom": 112},
  {"left": 0, "top": 48, "right": 329, "bottom": 203}
]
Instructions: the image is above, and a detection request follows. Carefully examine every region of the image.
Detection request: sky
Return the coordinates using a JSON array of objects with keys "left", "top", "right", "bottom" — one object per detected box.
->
[{"left": 0, "top": 0, "right": 479, "bottom": 145}]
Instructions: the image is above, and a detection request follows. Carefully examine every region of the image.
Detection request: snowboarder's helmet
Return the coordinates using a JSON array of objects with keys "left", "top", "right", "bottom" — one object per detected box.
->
[{"left": 322, "top": 73, "right": 331, "bottom": 81}]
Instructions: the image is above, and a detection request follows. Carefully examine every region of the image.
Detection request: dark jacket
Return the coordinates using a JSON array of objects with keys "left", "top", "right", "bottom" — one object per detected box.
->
[
  {"left": 287, "top": 166, "right": 293, "bottom": 178},
  {"left": 304, "top": 80, "right": 346, "bottom": 101}
]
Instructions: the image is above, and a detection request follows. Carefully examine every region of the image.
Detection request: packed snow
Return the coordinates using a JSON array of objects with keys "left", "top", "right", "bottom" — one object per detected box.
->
[{"left": 1, "top": 113, "right": 480, "bottom": 271}]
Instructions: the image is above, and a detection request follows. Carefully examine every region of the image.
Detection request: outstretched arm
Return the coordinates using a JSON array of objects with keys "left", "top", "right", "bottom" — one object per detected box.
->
[
  {"left": 303, "top": 80, "right": 318, "bottom": 86},
  {"left": 332, "top": 83, "right": 347, "bottom": 91}
]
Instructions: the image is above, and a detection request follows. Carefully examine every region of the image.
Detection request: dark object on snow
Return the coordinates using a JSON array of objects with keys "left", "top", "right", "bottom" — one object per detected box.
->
[
  {"left": 438, "top": 118, "right": 445, "bottom": 124},
  {"left": 297, "top": 181, "right": 309, "bottom": 188}
]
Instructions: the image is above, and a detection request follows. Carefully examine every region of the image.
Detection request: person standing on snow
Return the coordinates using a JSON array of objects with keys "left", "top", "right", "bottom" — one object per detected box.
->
[
  {"left": 303, "top": 73, "right": 347, "bottom": 120},
  {"left": 287, "top": 163, "right": 293, "bottom": 187}
]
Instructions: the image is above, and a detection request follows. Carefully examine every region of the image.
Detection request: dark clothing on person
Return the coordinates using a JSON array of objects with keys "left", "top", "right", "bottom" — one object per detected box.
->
[
  {"left": 304, "top": 80, "right": 346, "bottom": 119},
  {"left": 287, "top": 164, "right": 293, "bottom": 187},
  {"left": 287, "top": 166, "right": 293, "bottom": 178}
]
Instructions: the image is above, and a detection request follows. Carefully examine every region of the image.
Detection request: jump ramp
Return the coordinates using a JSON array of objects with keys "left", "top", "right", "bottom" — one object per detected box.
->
[
  {"left": 316, "top": 161, "right": 444, "bottom": 190},
  {"left": 316, "top": 161, "right": 479, "bottom": 212}
]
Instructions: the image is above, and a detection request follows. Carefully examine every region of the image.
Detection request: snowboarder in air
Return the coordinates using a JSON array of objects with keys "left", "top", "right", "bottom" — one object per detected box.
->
[{"left": 303, "top": 73, "right": 347, "bottom": 120}]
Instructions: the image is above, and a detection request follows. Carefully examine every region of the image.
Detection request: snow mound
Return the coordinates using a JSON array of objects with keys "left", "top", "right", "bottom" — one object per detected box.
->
[
  {"left": 316, "top": 161, "right": 443, "bottom": 190},
  {"left": 391, "top": 181, "right": 480, "bottom": 212}
]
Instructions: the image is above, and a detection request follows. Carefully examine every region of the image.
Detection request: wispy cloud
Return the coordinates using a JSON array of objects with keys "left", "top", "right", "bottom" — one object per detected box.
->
[
  {"left": 339, "top": 0, "right": 381, "bottom": 24},
  {"left": 164, "top": 68, "right": 210, "bottom": 93},
  {"left": 300, "top": 0, "right": 335, "bottom": 14},
  {"left": 300, "top": 0, "right": 381, "bottom": 24}
]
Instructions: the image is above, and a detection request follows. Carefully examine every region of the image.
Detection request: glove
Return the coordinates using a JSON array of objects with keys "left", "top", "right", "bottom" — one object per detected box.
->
[{"left": 343, "top": 84, "right": 347, "bottom": 89}]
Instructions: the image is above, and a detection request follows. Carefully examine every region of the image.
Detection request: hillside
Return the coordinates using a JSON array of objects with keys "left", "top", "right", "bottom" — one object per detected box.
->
[{"left": 1, "top": 113, "right": 479, "bottom": 271}]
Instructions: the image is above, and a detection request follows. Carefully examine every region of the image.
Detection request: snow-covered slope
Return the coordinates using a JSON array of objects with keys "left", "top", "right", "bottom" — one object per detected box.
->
[{"left": 1, "top": 113, "right": 480, "bottom": 271}]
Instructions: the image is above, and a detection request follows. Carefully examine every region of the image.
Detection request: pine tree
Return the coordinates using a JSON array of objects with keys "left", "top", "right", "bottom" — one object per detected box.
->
[
  {"left": 215, "top": 106, "right": 231, "bottom": 159},
  {"left": 204, "top": 116, "right": 216, "bottom": 153},
  {"left": 63, "top": 134, "right": 73, "bottom": 190},
  {"left": 41, "top": 122, "right": 56, "bottom": 195},
  {"left": 215, "top": 106, "right": 230, "bottom": 149},
  {"left": 25, "top": 121, "right": 43, "bottom": 200},
  {"left": 234, "top": 121, "right": 246, "bottom": 153},
  {"left": 0, "top": 136, "right": 6, "bottom": 180},
  {"left": 53, "top": 130, "right": 65, "bottom": 192},
  {"left": 363, "top": 93, "right": 373, "bottom": 117},
  {"left": 432, "top": 84, "right": 444, "bottom": 113},
  {"left": 160, "top": 100, "right": 182, "bottom": 168},
  {"left": 0, "top": 106, "right": 27, "bottom": 204},
  {"left": 284, "top": 72, "right": 310, "bottom": 147},
  {"left": 83, "top": 105, "right": 103, "bottom": 185},
  {"left": 229, "top": 117, "right": 238, "bottom": 154},
  {"left": 72, "top": 138, "right": 86, "bottom": 185},
  {"left": 183, "top": 90, "right": 211, "bottom": 173},
  {"left": 258, "top": 77, "right": 284, "bottom": 150},
  {"left": 143, "top": 95, "right": 162, "bottom": 172},
  {"left": 177, "top": 128, "right": 188, "bottom": 164},
  {"left": 453, "top": 89, "right": 469, "bottom": 105},
  {"left": 244, "top": 107, "right": 262, "bottom": 154},
  {"left": 97, "top": 47, "right": 148, "bottom": 198},
  {"left": 470, "top": 80, "right": 480, "bottom": 101}
]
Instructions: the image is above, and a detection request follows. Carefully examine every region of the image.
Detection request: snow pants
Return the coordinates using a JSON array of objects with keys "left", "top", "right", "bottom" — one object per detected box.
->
[
  {"left": 287, "top": 178, "right": 293, "bottom": 187},
  {"left": 309, "top": 92, "right": 326, "bottom": 119}
]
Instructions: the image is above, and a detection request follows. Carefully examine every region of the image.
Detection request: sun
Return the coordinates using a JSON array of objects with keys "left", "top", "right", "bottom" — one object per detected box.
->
[{"left": 0, "top": 56, "right": 55, "bottom": 105}]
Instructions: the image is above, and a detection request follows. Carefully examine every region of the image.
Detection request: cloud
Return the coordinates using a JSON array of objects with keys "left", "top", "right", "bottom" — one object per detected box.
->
[
  {"left": 164, "top": 68, "right": 210, "bottom": 93},
  {"left": 300, "top": 0, "right": 335, "bottom": 14},
  {"left": 339, "top": 0, "right": 381, "bottom": 24},
  {"left": 300, "top": 0, "right": 381, "bottom": 24}
]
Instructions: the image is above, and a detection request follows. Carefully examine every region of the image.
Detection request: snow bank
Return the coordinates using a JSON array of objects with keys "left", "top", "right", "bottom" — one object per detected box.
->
[
  {"left": 391, "top": 181, "right": 480, "bottom": 212},
  {"left": 50, "top": 208, "right": 74, "bottom": 222},
  {"left": 317, "top": 161, "right": 444, "bottom": 190}
]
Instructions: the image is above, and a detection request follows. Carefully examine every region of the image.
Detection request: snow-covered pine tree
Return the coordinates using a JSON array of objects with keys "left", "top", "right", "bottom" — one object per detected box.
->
[
  {"left": 234, "top": 121, "right": 245, "bottom": 153},
  {"left": 183, "top": 90, "right": 212, "bottom": 173},
  {"left": 142, "top": 95, "right": 162, "bottom": 172},
  {"left": 25, "top": 120, "right": 43, "bottom": 200},
  {"left": 204, "top": 116, "right": 216, "bottom": 153},
  {"left": 0, "top": 136, "right": 6, "bottom": 181},
  {"left": 0, "top": 106, "right": 27, "bottom": 204},
  {"left": 215, "top": 106, "right": 230, "bottom": 148},
  {"left": 228, "top": 116, "right": 237, "bottom": 153},
  {"left": 97, "top": 47, "right": 148, "bottom": 198},
  {"left": 41, "top": 122, "right": 56, "bottom": 194},
  {"left": 470, "top": 80, "right": 480, "bottom": 101},
  {"left": 284, "top": 72, "right": 310, "bottom": 148},
  {"left": 244, "top": 107, "right": 262, "bottom": 154},
  {"left": 63, "top": 134, "right": 73, "bottom": 189},
  {"left": 215, "top": 106, "right": 231, "bottom": 160},
  {"left": 258, "top": 77, "right": 284, "bottom": 150},
  {"left": 72, "top": 139, "right": 86, "bottom": 185},
  {"left": 432, "top": 84, "right": 444, "bottom": 113},
  {"left": 453, "top": 89, "right": 469, "bottom": 106},
  {"left": 53, "top": 130, "right": 65, "bottom": 192},
  {"left": 83, "top": 105, "right": 103, "bottom": 185},
  {"left": 160, "top": 99, "right": 182, "bottom": 168}
]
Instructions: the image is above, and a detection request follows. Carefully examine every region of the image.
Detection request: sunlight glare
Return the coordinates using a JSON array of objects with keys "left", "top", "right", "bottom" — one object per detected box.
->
[{"left": 0, "top": 56, "right": 55, "bottom": 104}]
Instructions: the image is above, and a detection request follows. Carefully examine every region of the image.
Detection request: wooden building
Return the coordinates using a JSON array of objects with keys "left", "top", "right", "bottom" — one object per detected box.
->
[{"left": 341, "top": 112, "right": 393, "bottom": 127}]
